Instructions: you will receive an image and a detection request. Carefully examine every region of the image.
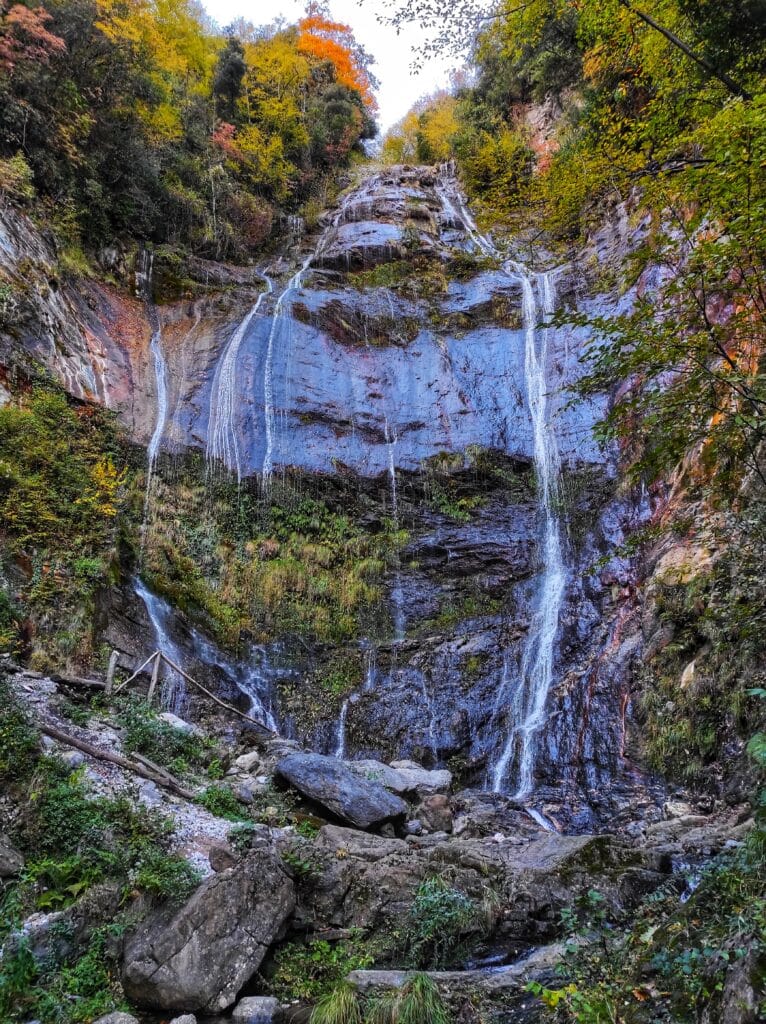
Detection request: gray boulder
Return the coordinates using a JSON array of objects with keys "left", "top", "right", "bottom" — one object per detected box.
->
[
  {"left": 0, "top": 834, "right": 24, "bottom": 877},
  {"left": 232, "top": 996, "right": 279, "bottom": 1022},
  {"left": 276, "top": 753, "right": 408, "bottom": 830},
  {"left": 122, "top": 845, "right": 295, "bottom": 1013},
  {"left": 348, "top": 759, "right": 452, "bottom": 796}
]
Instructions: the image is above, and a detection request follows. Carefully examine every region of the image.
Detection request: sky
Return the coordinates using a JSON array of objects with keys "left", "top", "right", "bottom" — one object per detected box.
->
[{"left": 201, "top": 0, "right": 459, "bottom": 132}]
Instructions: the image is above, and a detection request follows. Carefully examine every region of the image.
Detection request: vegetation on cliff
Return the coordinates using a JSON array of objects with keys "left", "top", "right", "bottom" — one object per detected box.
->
[{"left": 0, "top": 0, "right": 376, "bottom": 264}]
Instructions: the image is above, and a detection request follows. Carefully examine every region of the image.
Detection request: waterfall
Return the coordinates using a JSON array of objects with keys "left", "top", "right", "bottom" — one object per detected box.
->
[
  {"left": 133, "top": 576, "right": 187, "bottom": 714},
  {"left": 384, "top": 418, "right": 406, "bottom": 642},
  {"left": 490, "top": 267, "right": 566, "bottom": 798},
  {"left": 133, "top": 577, "right": 278, "bottom": 730},
  {"left": 335, "top": 698, "right": 350, "bottom": 759},
  {"left": 137, "top": 249, "right": 169, "bottom": 547},
  {"left": 436, "top": 168, "right": 568, "bottom": 800},
  {"left": 262, "top": 255, "right": 313, "bottom": 485},
  {"left": 207, "top": 274, "right": 273, "bottom": 482}
]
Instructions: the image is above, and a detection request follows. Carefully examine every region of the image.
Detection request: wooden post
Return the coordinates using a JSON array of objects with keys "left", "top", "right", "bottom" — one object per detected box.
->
[
  {"left": 105, "top": 650, "right": 120, "bottom": 696},
  {"left": 146, "top": 652, "right": 161, "bottom": 706}
]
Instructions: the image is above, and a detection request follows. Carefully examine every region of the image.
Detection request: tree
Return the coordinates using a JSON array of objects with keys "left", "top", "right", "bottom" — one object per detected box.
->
[{"left": 213, "top": 35, "right": 246, "bottom": 121}]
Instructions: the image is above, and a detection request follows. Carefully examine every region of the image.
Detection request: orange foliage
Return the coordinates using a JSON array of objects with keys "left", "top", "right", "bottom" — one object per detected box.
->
[{"left": 297, "top": 6, "right": 376, "bottom": 109}]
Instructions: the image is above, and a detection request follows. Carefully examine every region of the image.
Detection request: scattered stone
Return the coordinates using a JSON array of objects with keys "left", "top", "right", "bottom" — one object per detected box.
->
[
  {"left": 664, "top": 800, "right": 694, "bottom": 819},
  {"left": 93, "top": 1014, "right": 140, "bottom": 1024},
  {"left": 232, "top": 995, "right": 279, "bottom": 1023},
  {"left": 61, "top": 749, "right": 85, "bottom": 769},
  {"left": 0, "top": 834, "right": 24, "bottom": 877},
  {"left": 236, "top": 784, "right": 255, "bottom": 805},
  {"left": 405, "top": 820, "right": 423, "bottom": 835},
  {"left": 234, "top": 750, "right": 262, "bottom": 773},
  {"left": 168, "top": 1016, "right": 197, "bottom": 1024},
  {"left": 122, "top": 846, "right": 295, "bottom": 1013},
  {"left": 417, "top": 795, "right": 453, "bottom": 834},
  {"left": 276, "top": 753, "right": 408, "bottom": 830},
  {"left": 208, "top": 845, "right": 237, "bottom": 872},
  {"left": 158, "top": 712, "right": 202, "bottom": 736}
]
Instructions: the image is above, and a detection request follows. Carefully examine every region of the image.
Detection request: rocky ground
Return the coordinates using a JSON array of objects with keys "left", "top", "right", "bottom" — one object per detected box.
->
[{"left": 0, "top": 664, "right": 754, "bottom": 1023}]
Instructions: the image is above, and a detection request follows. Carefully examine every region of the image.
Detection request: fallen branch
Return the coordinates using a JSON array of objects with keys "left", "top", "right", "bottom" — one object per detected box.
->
[
  {"left": 159, "top": 653, "right": 277, "bottom": 737},
  {"left": 39, "top": 721, "right": 196, "bottom": 800}
]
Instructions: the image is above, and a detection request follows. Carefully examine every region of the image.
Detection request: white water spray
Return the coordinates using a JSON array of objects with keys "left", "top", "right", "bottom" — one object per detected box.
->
[
  {"left": 490, "top": 267, "right": 565, "bottom": 798},
  {"left": 262, "top": 255, "right": 313, "bottom": 485},
  {"left": 138, "top": 250, "right": 169, "bottom": 549},
  {"left": 436, "top": 167, "right": 568, "bottom": 800},
  {"left": 133, "top": 576, "right": 187, "bottom": 714},
  {"left": 207, "top": 274, "right": 273, "bottom": 482}
]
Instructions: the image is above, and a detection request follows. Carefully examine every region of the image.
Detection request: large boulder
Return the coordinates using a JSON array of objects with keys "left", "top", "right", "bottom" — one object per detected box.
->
[
  {"left": 122, "top": 844, "right": 295, "bottom": 1013},
  {"left": 276, "top": 753, "right": 408, "bottom": 830},
  {"left": 347, "top": 759, "right": 452, "bottom": 796}
]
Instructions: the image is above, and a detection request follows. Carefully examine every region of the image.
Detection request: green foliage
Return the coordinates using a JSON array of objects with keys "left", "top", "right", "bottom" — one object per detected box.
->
[
  {"left": 0, "top": 152, "right": 35, "bottom": 201},
  {"left": 117, "top": 696, "right": 208, "bottom": 773},
  {"left": 268, "top": 936, "right": 373, "bottom": 1002},
  {"left": 0, "top": 925, "right": 126, "bottom": 1024},
  {"left": 198, "top": 783, "right": 249, "bottom": 821},
  {"left": 401, "top": 877, "right": 481, "bottom": 969},
  {"left": 0, "top": 677, "right": 39, "bottom": 782},
  {"left": 14, "top": 758, "right": 199, "bottom": 908},
  {"left": 0, "top": 0, "right": 376, "bottom": 261},
  {"left": 638, "top": 504, "right": 766, "bottom": 783},
  {"left": 311, "top": 982, "right": 362, "bottom": 1024},
  {"left": 368, "top": 973, "right": 450, "bottom": 1024},
  {"left": 143, "top": 470, "right": 404, "bottom": 648},
  {"left": 0, "top": 386, "right": 128, "bottom": 667}
]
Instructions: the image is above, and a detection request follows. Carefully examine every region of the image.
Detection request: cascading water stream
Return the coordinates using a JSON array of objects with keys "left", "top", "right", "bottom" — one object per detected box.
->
[
  {"left": 137, "top": 249, "right": 169, "bottom": 549},
  {"left": 384, "top": 418, "right": 406, "bottom": 643},
  {"left": 133, "top": 576, "right": 187, "bottom": 714},
  {"left": 207, "top": 274, "right": 273, "bottom": 482},
  {"left": 262, "top": 254, "right": 315, "bottom": 485},
  {"left": 133, "top": 576, "right": 278, "bottom": 729},
  {"left": 436, "top": 168, "right": 568, "bottom": 800},
  {"left": 491, "top": 267, "right": 566, "bottom": 799}
]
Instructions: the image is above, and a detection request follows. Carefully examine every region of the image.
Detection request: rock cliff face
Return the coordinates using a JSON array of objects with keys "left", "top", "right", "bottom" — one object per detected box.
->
[{"left": 0, "top": 165, "right": 666, "bottom": 829}]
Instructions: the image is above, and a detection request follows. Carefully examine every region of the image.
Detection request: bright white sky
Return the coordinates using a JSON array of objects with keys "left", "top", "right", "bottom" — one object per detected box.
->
[{"left": 201, "top": 0, "right": 459, "bottom": 131}]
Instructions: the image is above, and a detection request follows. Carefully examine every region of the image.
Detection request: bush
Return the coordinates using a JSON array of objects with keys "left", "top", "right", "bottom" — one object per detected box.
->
[
  {"left": 0, "top": 153, "right": 36, "bottom": 202},
  {"left": 117, "top": 697, "right": 207, "bottom": 773},
  {"left": 268, "top": 937, "right": 373, "bottom": 1002},
  {"left": 401, "top": 878, "right": 481, "bottom": 969},
  {"left": 198, "top": 783, "right": 249, "bottom": 821},
  {"left": 368, "top": 974, "right": 450, "bottom": 1024},
  {"left": 0, "top": 678, "right": 39, "bottom": 782}
]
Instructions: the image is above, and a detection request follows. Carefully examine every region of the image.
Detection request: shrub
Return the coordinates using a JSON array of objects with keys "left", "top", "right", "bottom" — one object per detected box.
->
[
  {"left": 0, "top": 679, "right": 39, "bottom": 782},
  {"left": 310, "top": 982, "right": 362, "bottom": 1024},
  {"left": 401, "top": 878, "right": 480, "bottom": 969},
  {"left": 117, "top": 697, "right": 207, "bottom": 773},
  {"left": 198, "top": 783, "right": 249, "bottom": 821},
  {"left": 368, "top": 974, "right": 450, "bottom": 1024},
  {"left": 268, "top": 937, "right": 373, "bottom": 1002}
]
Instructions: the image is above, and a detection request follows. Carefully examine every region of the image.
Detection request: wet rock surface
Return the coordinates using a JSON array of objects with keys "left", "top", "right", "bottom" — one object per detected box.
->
[
  {"left": 276, "top": 752, "right": 408, "bottom": 829},
  {"left": 122, "top": 845, "right": 295, "bottom": 1012}
]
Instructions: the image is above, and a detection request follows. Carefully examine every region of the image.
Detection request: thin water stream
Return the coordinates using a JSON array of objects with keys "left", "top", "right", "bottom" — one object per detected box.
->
[{"left": 436, "top": 168, "right": 568, "bottom": 800}]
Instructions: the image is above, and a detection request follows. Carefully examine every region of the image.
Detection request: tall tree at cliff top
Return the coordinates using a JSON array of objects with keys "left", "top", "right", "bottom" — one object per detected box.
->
[
  {"left": 382, "top": 0, "right": 766, "bottom": 489},
  {"left": 0, "top": 0, "right": 376, "bottom": 258}
]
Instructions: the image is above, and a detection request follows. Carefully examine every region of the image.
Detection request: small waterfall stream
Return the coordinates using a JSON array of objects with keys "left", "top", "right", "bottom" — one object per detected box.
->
[
  {"left": 436, "top": 168, "right": 568, "bottom": 800},
  {"left": 133, "top": 576, "right": 278, "bottom": 729},
  {"left": 490, "top": 266, "right": 566, "bottom": 798},
  {"left": 137, "top": 249, "right": 169, "bottom": 546},
  {"left": 207, "top": 274, "right": 273, "bottom": 482},
  {"left": 262, "top": 253, "right": 317, "bottom": 484},
  {"left": 133, "top": 576, "right": 188, "bottom": 713}
]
